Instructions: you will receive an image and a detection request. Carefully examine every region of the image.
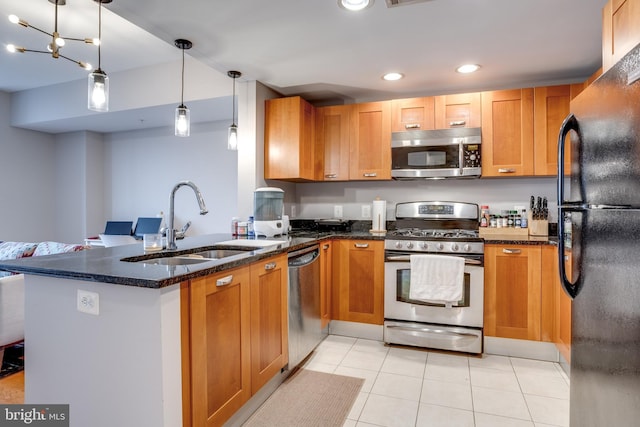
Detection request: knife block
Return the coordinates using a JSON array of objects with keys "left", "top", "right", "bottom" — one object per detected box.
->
[{"left": 528, "top": 212, "right": 548, "bottom": 236}]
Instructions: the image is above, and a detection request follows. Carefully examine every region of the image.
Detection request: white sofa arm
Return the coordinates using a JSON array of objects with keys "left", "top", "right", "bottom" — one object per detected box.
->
[{"left": 0, "top": 274, "right": 25, "bottom": 348}]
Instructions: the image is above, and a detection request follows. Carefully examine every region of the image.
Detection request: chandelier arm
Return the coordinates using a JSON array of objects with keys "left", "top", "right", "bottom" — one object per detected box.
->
[
  {"left": 23, "top": 49, "right": 52, "bottom": 55},
  {"left": 24, "top": 25, "right": 54, "bottom": 39},
  {"left": 58, "top": 53, "right": 85, "bottom": 67}
]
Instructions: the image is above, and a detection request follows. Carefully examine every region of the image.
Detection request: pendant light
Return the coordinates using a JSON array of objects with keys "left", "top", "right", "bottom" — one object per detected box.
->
[
  {"left": 227, "top": 70, "right": 241, "bottom": 150},
  {"left": 175, "top": 39, "right": 192, "bottom": 137},
  {"left": 88, "top": 0, "right": 111, "bottom": 112}
]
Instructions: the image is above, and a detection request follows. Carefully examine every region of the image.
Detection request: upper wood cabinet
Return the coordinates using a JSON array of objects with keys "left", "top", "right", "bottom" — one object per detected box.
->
[
  {"left": 484, "top": 244, "right": 542, "bottom": 340},
  {"left": 316, "top": 104, "right": 354, "bottom": 181},
  {"left": 434, "top": 92, "right": 481, "bottom": 129},
  {"left": 481, "top": 88, "right": 535, "bottom": 177},
  {"left": 533, "top": 85, "right": 584, "bottom": 176},
  {"left": 391, "top": 97, "right": 435, "bottom": 132},
  {"left": 349, "top": 101, "right": 392, "bottom": 180},
  {"left": 332, "top": 240, "right": 384, "bottom": 324},
  {"left": 265, "top": 96, "right": 318, "bottom": 181},
  {"left": 602, "top": 0, "right": 640, "bottom": 72}
]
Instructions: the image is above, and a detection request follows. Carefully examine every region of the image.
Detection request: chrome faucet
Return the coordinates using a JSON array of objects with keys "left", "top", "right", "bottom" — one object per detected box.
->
[{"left": 166, "top": 180, "right": 208, "bottom": 250}]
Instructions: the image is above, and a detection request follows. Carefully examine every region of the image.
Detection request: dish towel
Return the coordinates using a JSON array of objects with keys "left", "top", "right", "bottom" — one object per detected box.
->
[{"left": 409, "top": 254, "right": 464, "bottom": 304}]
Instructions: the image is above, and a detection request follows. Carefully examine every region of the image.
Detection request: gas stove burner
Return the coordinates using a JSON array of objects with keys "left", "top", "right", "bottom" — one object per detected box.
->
[{"left": 390, "top": 228, "right": 479, "bottom": 239}]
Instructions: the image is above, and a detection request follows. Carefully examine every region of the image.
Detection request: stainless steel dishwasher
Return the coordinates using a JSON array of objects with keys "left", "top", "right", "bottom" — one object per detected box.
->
[{"left": 287, "top": 244, "right": 326, "bottom": 369}]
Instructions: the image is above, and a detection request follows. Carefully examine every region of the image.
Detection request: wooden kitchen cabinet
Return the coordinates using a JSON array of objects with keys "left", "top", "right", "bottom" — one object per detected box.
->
[
  {"left": 265, "top": 96, "right": 319, "bottom": 181},
  {"left": 332, "top": 240, "right": 384, "bottom": 324},
  {"left": 183, "top": 253, "right": 288, "bottom": 426},
  {"left": 316, "top": 105, "right": 353, "bottom": 181},
  {"left": 434, "top": 92, "right": 481, "bottom": 129},
  {"left": 350, "top": 101, "right": 392, "bottom": 180},
  {"left": 391, "top": 97, "right": 435, "bottom": 132},
  {"left": 320, "top": 241, "right": 333, "bottom": 329},
  {"left": 602, "top": 0, "right": 640, "bottom": 72},
  {"left": 533, "top": 85, "right": 583, "bottom": 176},
  {"left": 481, "top": 88, "right": 535, "bottom": 177},
  {"left": 484, "top": 244, "right": 541, "bottom": 340},
  {"left": 249, "top": 253, "right": 289, "bottom": 393},
  {"left": 186, "top": 266, "right": 252, "bottom": 427}
]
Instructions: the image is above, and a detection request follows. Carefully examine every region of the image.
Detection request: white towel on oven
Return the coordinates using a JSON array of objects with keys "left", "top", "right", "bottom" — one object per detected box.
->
[{"left": 409, "top": 254, "right": 464, "bottom": 304}]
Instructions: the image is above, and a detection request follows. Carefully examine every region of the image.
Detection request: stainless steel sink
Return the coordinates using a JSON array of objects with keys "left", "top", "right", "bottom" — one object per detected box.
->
[{"left": 122, "top": 247, "right": 253, "bottom": 265}]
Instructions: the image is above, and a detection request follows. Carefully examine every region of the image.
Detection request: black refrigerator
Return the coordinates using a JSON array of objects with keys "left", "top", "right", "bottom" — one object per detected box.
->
[{"left": 557, "top": 43, "right": 640, "bottom": 426}]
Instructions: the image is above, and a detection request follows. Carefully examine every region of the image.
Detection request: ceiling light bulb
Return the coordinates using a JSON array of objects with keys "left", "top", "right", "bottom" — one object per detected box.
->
[
  {"left": 383, "top": 72, "right": 404, "bottom": 81},
  {"left": 456, "top": 64, "right": 480, "bottom": 74},
  {"left": 175, "top": 106, "right": 190, "bottom": 137},
  {"left": 228, "top": 124, "right": 238, "bottom": 151},
  {"left": 339, "top": 0, "right": 372, "bottom": 11},
  {"left": 86, "top": 38, "right": 100, "bottom": 46},
  {"left": 55, "top": 37, "right": 65, "bottom": 47},
  {"left": 8, "top": 14, "right": 19, "bottom": 24}
]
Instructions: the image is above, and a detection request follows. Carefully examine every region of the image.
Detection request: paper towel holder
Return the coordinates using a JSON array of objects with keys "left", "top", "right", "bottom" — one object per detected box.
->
[{"left": 370, "top": 198, "right": 387, "bottom": 235}]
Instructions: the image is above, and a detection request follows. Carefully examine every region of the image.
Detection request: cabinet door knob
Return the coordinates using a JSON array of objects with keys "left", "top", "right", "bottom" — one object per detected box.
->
[
  {"left": 354, "top": 243, "right": 369, "bottom": 249},
  {"left": 363, "top": 172, "right": 377, "bottom": 177},
  {"left": 498, "top": 168, "right": 516, "bottom": 173},
  {"left": 216, "top": 275, "right": 233, "bottom": 287},
  {"left": 449, "top": 120, "right": 466, "bottom": 127},
  {"left": 502, "top": 248, "right": 521, "bottom": 254},
  {"left": 264, "top": 262, "right": 277, "bottom": 270}
]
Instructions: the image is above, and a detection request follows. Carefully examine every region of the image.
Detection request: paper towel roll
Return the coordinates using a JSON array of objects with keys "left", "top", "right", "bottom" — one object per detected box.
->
[{"left": 371, "top": 199, "right": 387, "bottom": 231}]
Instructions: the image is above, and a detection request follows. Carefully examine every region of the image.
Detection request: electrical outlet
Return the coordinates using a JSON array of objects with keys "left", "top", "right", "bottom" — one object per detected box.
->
[
  {"left": 77, "top": 290, "right": 99, "bottom": 315},
  {"left": 290, "top": 205, "right": 297, "bottom": 218},
  {"left": 334, "top": 205, "right": 343, "bottom": 218},
  {"left": 362, "top": 204, "right": 371, "bottom": 218}
]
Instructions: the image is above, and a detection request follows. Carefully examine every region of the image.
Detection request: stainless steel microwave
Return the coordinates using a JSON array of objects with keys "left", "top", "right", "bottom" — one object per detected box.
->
[{"left": 391, "top": 127, "right": 482, "bottom": 179}]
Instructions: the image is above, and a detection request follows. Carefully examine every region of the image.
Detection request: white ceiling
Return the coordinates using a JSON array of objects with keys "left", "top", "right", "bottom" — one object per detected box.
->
[{"left": 0, "top": 0, "right": 608, "bottom": 132}]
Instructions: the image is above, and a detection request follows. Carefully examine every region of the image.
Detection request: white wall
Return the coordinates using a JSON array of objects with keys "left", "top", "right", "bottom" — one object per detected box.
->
[
  {"left": 0, "top": 91, "right": 57, "bottom": 242},
  {"left": 293, "top": 177, "right": 560, "bottom": 223},
  {"left": 103, "top": 120, "right": 238, "bottom": 236}
]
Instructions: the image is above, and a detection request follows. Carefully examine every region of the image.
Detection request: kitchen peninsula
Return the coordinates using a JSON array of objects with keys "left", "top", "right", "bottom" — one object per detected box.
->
[{"left": 0, "top": 232, "right": 379, "bottom": 427}]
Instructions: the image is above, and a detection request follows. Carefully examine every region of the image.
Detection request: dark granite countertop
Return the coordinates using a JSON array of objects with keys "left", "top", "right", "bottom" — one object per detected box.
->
[
  {"left": 482, "top": 236, "right": 558, "bottom": 245},
  {"left": 0, "top": 231, "right": 384, "bottom": 289}
]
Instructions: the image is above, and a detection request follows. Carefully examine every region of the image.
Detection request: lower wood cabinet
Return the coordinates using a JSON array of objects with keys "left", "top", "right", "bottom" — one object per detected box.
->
[
  {"left": 332, "top": 240, "right": 384, "bottom": 324},
  {"left": 183, "top": 253, "right": 288, "bottom": 427},
  {"left": 320, "top": 241, "right": 333, "bottom": 329},
  {"left": 484, "top": 244, "right": 541, "bottom": 340}
]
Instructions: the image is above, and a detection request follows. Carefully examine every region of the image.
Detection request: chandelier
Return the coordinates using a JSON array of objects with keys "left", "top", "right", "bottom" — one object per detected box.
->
[{"left": 6, "top": 0, "right": 102, "bottom": 70}]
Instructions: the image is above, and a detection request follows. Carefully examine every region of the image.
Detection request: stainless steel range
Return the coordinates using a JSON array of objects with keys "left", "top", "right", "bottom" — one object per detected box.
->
[{"left": 383, "top": 201, "right": 484, "bottom": 354}]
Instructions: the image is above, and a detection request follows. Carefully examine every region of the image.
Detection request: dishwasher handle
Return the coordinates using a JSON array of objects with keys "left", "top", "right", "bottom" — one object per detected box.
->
[{"left": 288, "top": 244, "right": 320, "bottom": 267}]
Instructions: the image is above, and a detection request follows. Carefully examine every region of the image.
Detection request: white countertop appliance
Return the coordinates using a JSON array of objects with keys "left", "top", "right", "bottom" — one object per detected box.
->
[
  {"left": 253, "top": 187, "right": 284, "bottom": 238},
  {"left": 383, "top": 201, "right": 484, "bottom": 354}
]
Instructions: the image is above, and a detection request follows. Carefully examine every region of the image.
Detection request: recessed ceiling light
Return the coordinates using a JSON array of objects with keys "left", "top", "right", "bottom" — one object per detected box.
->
[
  {"left": 338, "top": 0, "right": 374, "bottom": 11},
  {"left": 456, "top": 64, "right": 481, "bottom": 74},
  {"left": 383, "top": 72, "right": 404, "bottom": 81}
]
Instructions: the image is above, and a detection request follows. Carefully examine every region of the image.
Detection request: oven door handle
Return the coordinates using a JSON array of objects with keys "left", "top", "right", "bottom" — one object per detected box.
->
[
  {"left": 386, "top": 324, "right": 479, "bottom": 338},
  {"left": 385, "top": 255, "right": 482, "bottom": 265}
]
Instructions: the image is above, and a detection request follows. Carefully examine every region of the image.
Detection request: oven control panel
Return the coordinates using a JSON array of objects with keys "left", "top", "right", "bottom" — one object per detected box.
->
[{"left": 385, "top": 239, "right": 484, "bottom": 255}]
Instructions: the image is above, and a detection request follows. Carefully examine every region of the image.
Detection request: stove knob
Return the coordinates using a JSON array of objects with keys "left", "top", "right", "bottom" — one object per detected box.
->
[
  {"left": 435, "top": 242, "right": 444, "bottom": 251},
  {"left": 406, "top": 242, "right": 414, "bottom": 249},
  {"left": 421, "top": 242, "right": 429, "bottom": 250},
  {"left": 395, "top": 242, "right": 403, "bottom": 249},
  {"left": 463, "top": 244, "right": 471, "bottom": 252},
  {"left": 451, "top": 243, "right": 459, "bottom": 252}
]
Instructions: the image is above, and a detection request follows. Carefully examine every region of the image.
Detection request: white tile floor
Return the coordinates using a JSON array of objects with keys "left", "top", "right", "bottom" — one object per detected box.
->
[{"left": 302, "top": 335, "right": 570, "bottom": 427}]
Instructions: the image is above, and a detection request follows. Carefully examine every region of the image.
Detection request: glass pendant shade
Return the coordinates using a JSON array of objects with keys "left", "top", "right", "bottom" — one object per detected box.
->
[
  {"left": 228, "top": 124, "right": 238, "bottom": 150},
  {"left": 175, "top": 105, "right": 190, "bottom": 137},
  {"left": 88, "top": 69, "right": 109, "bottom": 112}
]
